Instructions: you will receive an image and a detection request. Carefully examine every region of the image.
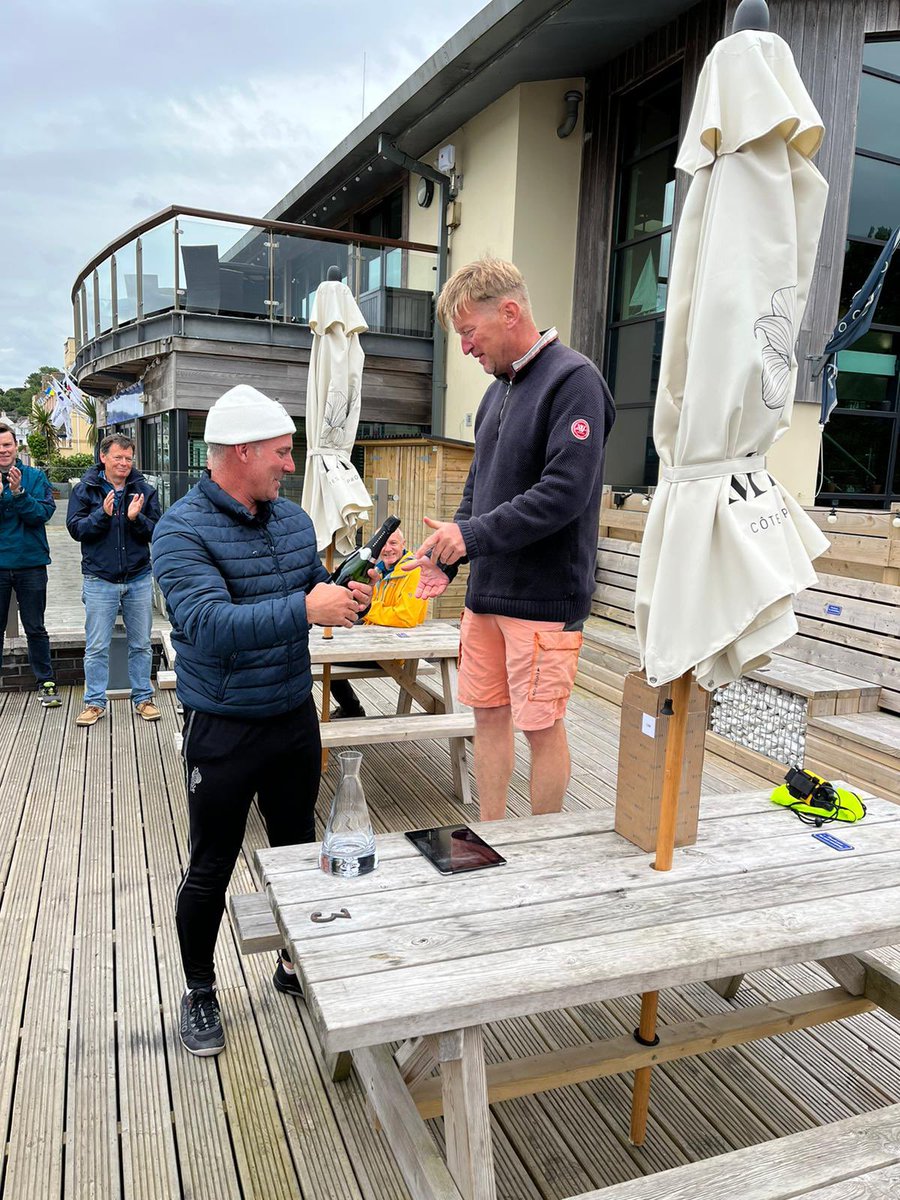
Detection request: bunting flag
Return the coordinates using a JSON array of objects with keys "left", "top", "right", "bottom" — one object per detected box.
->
[
  {"left": 44, "top": 377, "right": 73, "bottom": 438},
  {"left": 41, "top": 372, "right": 97, "bottom": 441},
  {"left": 818, "top": 226, "right": 900, "bottom": 425},
  {"left": 61, "top": 371, "right": 94, "bottom": 419}
]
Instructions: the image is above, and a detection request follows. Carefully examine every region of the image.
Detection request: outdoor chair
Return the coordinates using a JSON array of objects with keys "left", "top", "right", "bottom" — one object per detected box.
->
[{"left": 181, "top": 245, "right": 221, "bottom": 313}]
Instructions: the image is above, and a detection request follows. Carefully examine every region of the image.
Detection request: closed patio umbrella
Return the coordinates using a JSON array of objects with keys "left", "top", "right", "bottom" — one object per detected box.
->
[
  {"left": 302, "top": 275, "right": 372, "bottom": 557},
  {"left": 634, "top": 26, "right": 830, "bottom": 696},
  {"left": 302, "top": 273, "right": 373, "bottom": 757},
  {"left": 630, "top": 1, "right": 831, "bottom": 1142}
]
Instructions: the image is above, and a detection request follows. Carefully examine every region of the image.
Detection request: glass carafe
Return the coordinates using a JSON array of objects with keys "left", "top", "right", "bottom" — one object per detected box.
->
[{"left": 320, "top": 751, "right": 377, "bottom": 877}]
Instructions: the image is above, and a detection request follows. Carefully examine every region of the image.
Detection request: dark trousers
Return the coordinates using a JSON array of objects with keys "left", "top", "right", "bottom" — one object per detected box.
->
[
  {"left": 0, "top": 566, "right": 52, "bottom": 685},
  {"left": 330, "top": 660, "right": 380, "bottom": 714},
  {"left": 176, "top": 695, "right": 322, "bottom": 990},
  {"left": 330, "top": 677, "right": 363, "bottom": 713}
]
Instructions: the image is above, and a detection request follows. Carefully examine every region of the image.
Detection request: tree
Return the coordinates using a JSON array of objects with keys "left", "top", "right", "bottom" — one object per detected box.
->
[
  {"left": 29, "top": 401, "right": 60, "bottom": 457},
  {"left": 26, "top": 432, "right": 50, "bottom": 466},
  {"left": 77, "top": 395, "right": 100, "bottom": 449},
  {"left": 0, "top": 366, "right": 62, "bottom": 421}
]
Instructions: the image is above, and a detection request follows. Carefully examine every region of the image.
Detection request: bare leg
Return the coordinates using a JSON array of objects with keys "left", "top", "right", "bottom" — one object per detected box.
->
[
  {"left": 474, "top": 705, "right": 514, "bottom": 821},
  {"left": 523, "top": 719, "right": 570, "bottom": 814}
]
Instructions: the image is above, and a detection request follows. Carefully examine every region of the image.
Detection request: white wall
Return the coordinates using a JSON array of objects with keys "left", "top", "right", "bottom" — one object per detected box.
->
[
  {"left": 767, "top": 400, "right": 823, "bottom": 506},
  {"left": 406, "top": 79, "right": 584, "bottom": 441}
]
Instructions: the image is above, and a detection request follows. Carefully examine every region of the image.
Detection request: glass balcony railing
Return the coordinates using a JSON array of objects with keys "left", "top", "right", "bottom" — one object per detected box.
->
[{"left": 72, "top": 206, "right": 439, "bottom": 349}]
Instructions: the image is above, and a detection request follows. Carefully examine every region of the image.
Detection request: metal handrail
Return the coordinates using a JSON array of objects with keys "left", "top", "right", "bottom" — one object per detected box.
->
[{"left": 71, "top": 204, "right": 439, "bottom": 303}]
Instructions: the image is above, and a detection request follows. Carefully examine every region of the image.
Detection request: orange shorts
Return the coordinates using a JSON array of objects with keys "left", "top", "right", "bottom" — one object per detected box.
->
[{"left": 457, "top": 609, "right": 584, "bottom": 731}]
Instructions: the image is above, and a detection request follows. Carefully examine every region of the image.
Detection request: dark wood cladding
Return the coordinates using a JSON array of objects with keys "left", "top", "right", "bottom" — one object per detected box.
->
[
  {"left": 153, "top": 341, "right": 430, "bottom": 426},
  {"left": 571, "top": 0, "right": 725, "bottom": 367},
  {"left": 574, "top": 0, "right": 900, "bottom": 406},
  {"left": 752, "top": 0, "right": 900, "bottom": 404}
]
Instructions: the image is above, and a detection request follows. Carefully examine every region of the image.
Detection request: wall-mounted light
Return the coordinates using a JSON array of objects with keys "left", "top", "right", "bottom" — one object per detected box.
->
[
  {"left": 826, "top": 503, "right": 838, "bottom": 525},
  {"left": 893, "top": 513, "right": 900, "bottom": 528}
]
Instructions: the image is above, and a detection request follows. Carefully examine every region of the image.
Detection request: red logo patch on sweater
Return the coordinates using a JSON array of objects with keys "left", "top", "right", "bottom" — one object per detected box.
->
[{"left": 571, "top": 418, "right": 590, "bottom": 441}]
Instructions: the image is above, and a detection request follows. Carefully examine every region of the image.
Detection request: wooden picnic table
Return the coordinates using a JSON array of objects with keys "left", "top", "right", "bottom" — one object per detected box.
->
[
  {"left": 308, "top": 620, "right": 473, "bottom": 804},
  {"left": 256, "top": 787, "right": 900, "bottom": 1200}
]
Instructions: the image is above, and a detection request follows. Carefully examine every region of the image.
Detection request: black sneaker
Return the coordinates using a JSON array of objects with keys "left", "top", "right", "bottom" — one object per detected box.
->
[
  {"left": 179, "top": 987, "right": 225, "bottom": 1056},
  {"left": 329, "top": 705, "right": 366, "bottom": 720},
  {"left": 273, "top": 958, "right": 303, "bottom": 997},
  {"left": 39, "top": 681, "right": 61, "bottom": 708}
]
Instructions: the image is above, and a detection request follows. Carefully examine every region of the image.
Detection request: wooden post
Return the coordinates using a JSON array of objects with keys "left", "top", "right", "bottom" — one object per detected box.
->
[
  {"left": 630, "top": 667, "right": 694, "bottom": 1143},
  {"left": 321, "top": 542, "right": 334, "bottom": 771},
  {"left": 653, "top": 669, "right": 693, "bottom": 873},
  {"left": 629, "top": 989, "right": 659, "bottom": 1145}
]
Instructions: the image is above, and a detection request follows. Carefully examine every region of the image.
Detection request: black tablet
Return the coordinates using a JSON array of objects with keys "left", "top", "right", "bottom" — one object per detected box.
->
[{"left": 404, "top": 824, "right": 507, "bottom": 875}]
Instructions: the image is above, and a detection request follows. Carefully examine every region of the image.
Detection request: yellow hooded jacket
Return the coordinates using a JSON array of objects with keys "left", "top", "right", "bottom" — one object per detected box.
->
[{"left": 364, "top": 549, "right": 428, "bottom": 628}]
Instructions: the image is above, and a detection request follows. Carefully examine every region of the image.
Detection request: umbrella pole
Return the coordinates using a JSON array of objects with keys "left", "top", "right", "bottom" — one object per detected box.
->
[
  {"left": 321, "top": 542, "right": 335, "bottom": 772},
  {"left": 629, "top": 667, "right": 693, "bottom": 1145}
]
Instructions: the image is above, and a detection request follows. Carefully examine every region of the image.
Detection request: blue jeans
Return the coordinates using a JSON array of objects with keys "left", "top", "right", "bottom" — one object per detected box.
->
[
  {"left": 82, "top": 573, "right": 154, "bottom": 709},
  {"left": 0, "top": 566, "right": 53, "bottom": 686}
]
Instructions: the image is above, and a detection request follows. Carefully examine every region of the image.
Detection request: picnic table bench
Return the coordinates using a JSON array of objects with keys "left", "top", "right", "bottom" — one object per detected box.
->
[
  {"left": 573, "top": 1102, "right": 900, "bottom": 1198},
  {"left": 233, "top": 785, "right": 900, "bottom": 1200},
  {"left": 309, "top": 621, "right": 474, "bottom": 803},
  {"left": 586, "top": 536, "right": 900, "bottom": 800}
]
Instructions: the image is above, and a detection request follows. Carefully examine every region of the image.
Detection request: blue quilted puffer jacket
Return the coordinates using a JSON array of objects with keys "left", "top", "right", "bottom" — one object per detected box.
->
[{"left": 151, "top": 474, "right": 329, "bottom": 717}]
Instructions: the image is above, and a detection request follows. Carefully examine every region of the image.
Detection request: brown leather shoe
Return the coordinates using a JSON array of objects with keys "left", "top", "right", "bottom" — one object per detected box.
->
[
  {"left": 135, "top": 700, "right": 161, "bottom": 722},
  {"left": 75, "top": 705, "right": 106, "bottom": 727}
]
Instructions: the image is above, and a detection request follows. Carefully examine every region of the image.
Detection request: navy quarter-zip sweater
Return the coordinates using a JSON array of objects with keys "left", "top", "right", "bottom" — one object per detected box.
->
[{"left": 456, "top": 338, "right": 615, "bottom": 624}]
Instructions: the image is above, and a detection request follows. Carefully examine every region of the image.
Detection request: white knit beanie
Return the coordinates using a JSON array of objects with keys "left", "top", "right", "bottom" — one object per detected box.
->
[{"left": 204, "top": 385, "right": 296, "bottom": 445}]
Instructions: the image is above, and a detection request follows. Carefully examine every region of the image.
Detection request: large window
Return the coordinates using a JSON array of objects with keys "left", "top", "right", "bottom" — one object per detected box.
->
[
  {"left": 603, "top": 71, "right": 681, "bottom": 488},
  {"left": 142, "top": 413, "right": 171, "bottom": 509},
  {"left": 820, "top": 38, "right": 900, "bottom": 508}
]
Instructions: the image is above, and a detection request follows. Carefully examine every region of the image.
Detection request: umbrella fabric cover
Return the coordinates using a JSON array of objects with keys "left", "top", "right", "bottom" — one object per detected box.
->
[
  {"left": 302, "top": 281, "right": 372, "bottom": 555},
  {"left": 635, "top": 30, "right": 831, "bottom": 691}
]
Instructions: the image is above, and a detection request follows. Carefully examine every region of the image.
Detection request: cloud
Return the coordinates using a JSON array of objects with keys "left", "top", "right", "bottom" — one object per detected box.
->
[{"left": 0, "top": 0, "right": 485, "bottom": 388}]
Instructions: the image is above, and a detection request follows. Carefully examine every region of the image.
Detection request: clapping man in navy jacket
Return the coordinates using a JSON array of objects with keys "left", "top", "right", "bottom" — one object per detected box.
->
[
  {"left": 407, "top": 258, "right": 615, "bottom": 823},
  {"left": 152, "top": 385, "right": 374, "bottom": 1058},
  {"left": 0, "top": 423, "right": 60, "bottom": 707},
  {"left": 67, "top": 434, "right": 162, "bottom": 726}
]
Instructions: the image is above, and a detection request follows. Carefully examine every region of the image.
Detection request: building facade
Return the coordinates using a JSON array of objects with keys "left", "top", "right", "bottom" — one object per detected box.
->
[{"left": 71, "top": 0, "right": 900, "bottom": 512}]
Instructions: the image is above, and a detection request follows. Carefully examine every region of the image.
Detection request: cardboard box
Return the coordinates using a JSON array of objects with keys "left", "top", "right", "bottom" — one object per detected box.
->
[{"left": 614, "top": 671, "right": 711, "bottom": 852}]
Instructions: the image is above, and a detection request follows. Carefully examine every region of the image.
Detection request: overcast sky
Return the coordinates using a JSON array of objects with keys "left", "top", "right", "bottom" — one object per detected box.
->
[{"left": 0, "top": 0, "right": 487, "bottom": 390}]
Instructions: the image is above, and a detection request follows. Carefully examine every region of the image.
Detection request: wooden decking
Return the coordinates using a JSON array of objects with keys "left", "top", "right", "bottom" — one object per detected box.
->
[{"left": 2, "top": 678, "right": 900, "bottom": 1200}]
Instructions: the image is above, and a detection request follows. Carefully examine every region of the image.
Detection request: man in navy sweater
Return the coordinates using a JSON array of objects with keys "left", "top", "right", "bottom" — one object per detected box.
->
[{"left": 408, "top": 258, "right": 615, "bottom": 821}]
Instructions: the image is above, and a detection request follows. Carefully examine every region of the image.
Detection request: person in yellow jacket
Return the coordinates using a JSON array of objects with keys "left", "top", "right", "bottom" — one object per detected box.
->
[{"left": 331, "top": 527, "right": 427, "bottom": 717}]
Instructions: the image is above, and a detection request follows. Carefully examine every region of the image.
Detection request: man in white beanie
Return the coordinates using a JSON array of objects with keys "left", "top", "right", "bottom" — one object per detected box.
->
[{"left": 152, "top": 384, "right": 374, "bottom": 1058}]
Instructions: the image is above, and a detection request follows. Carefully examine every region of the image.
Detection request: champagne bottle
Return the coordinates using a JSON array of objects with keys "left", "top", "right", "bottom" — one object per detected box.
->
[{"left": 330, "top": 515, "right": 401, "bottom": 587}]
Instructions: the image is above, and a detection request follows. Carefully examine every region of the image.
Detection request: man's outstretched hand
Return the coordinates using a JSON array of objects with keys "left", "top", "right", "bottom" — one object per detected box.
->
[
  {"left": 415, "top": 517, "right": 466, "bottom": 565},
  {"left": 403, "top": 557, "right": 451, "bottom": 599},
  {"left": 403, "top": 518, "right": 466, "bottom": 599}
]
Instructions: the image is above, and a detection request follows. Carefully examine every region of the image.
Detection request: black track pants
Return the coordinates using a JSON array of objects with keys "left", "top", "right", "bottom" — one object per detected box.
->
[{"left": 176, "top": 696, "right": 321, "bottom": 990}]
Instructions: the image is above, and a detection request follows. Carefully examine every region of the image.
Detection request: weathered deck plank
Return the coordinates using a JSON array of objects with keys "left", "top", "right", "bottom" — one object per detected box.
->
[
  {"left": 0, "top": 695, "right": 73, "bottom": 1197},
  {"left": 3, "top": 691, "right": 81, "bottom": 1200},
  {"left": 66, "top": 698, "right": 119, "bottom": 1200},
  {"left": 112, "top": 705, "right": 182, "bottom": 1200}
]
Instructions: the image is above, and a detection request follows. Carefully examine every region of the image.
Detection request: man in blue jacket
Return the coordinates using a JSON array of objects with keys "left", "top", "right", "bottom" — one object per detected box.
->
[
  {"left": 0, "top": 423, "right": 59, "bottom": 707},
  {"left": 66, "top": 433, "right": 162, "bottom": 726},
  {"left": 152, "top": 384, "right": 373, "bottom": 1058}
]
